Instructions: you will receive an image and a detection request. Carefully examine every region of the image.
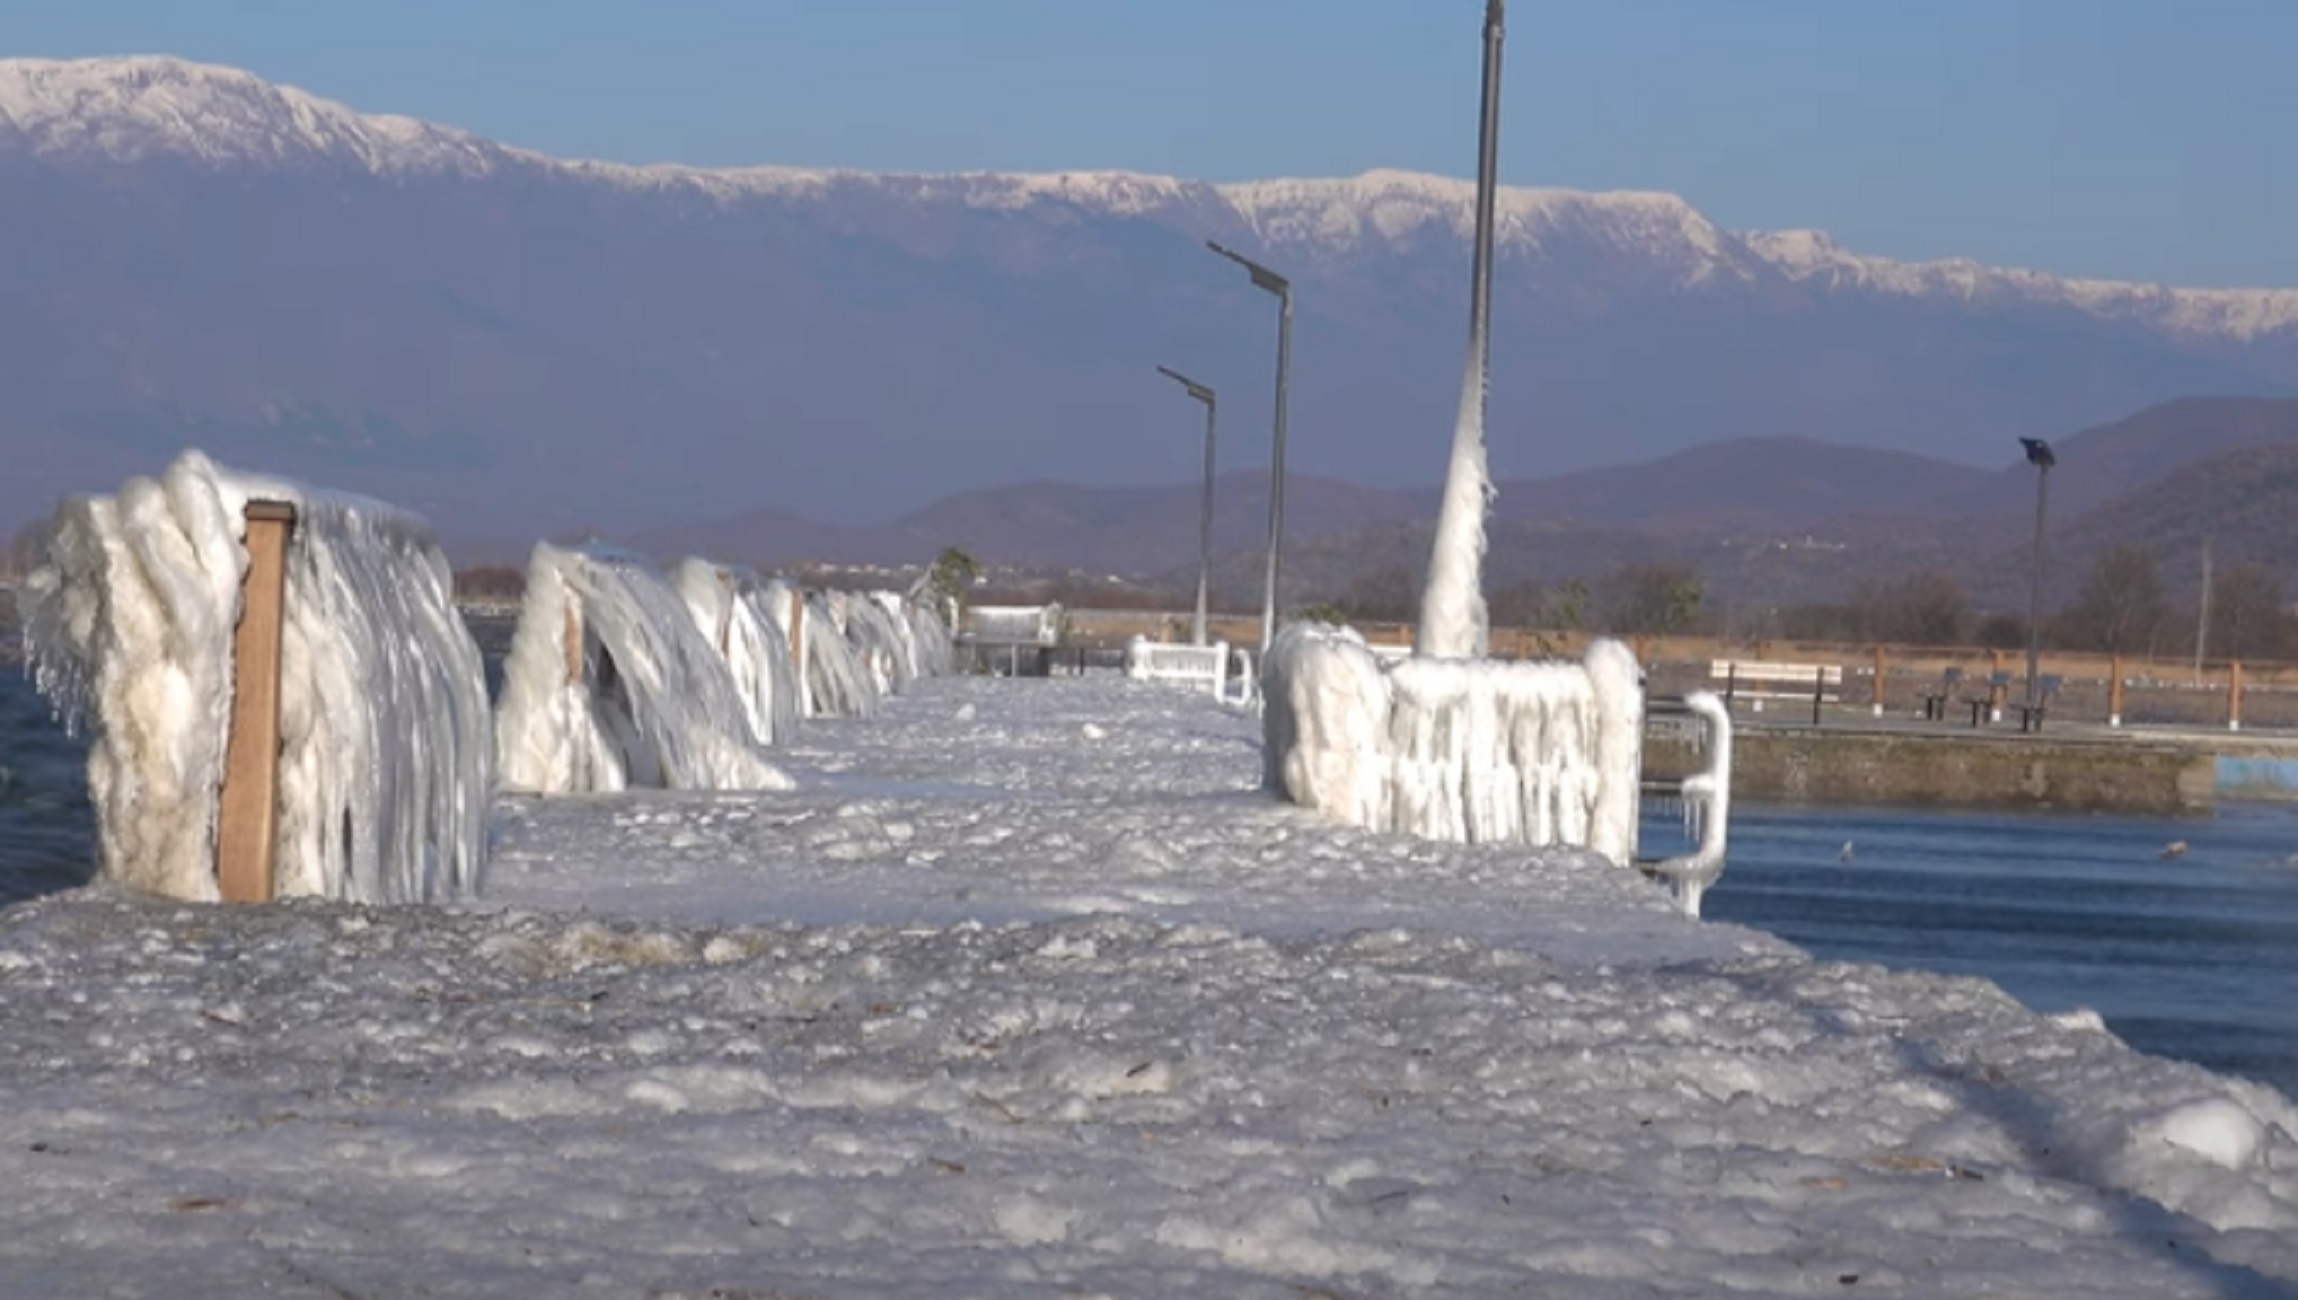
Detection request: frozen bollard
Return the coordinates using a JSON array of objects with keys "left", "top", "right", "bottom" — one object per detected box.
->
[{"left": 21, "top": 451, "right": 490, "bottom": 904}]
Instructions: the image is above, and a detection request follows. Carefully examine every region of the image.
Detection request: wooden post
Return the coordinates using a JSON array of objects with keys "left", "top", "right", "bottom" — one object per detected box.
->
[
  {"left": 2230, "top": 661, "right": 2244, "bottom": 732},
  {"left": 1872, "top": 645, "right": 1887, "bottom": 717},
  {"left": 215, "top": 500, "right": 296, "bottom": 904},
  {"left": 562, "top": 596, "right": 583, "bottom": 685},
  {"left": 715, "top": 568, "right": 735, "bottom": 656},
  {"left": 1988, "top": 648, "right": 2006, "bottom": 722},
  {"left": 789, "top": 588, "right": 806, "bottom": 671}
]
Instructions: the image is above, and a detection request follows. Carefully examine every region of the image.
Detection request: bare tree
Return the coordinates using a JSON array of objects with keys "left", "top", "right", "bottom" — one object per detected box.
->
[
  {"left": 1853, "top": 570, "right": 1969, "bottom": 645},
  {"left": 2208, "top": 563, "right": 2291, "bottom": 662},
  {"left": 1594, "top": 563, "right": 1703, "bottom": 636},
  {"left": 2055, "top": 545, "right": 2170, "bottom": 655}
]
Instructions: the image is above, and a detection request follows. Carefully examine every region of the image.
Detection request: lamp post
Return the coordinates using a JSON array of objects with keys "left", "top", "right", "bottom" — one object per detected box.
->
[
  {"left": 1206, "top": 240, "right": 1292, "bottom": 653},
  {"left": 2020, "top": 436, "right": 2055, "bottom": 704},
  {"left": 1418, "top": 0, "right": 1507, "bottom": 660},
  {"left": 1155, "top": 365, "right": 1218, "bottom": 647}
]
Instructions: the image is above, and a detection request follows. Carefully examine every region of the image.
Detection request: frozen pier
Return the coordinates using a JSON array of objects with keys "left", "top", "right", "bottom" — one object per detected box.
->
[{"left": 2, "top": 674, "right": 2294, "bottom": 1296}]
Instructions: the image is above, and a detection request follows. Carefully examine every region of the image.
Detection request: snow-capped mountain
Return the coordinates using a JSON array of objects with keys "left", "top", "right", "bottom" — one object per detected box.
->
[{"left": 1, "top": 55, "right": 2294, "bottom": 541}]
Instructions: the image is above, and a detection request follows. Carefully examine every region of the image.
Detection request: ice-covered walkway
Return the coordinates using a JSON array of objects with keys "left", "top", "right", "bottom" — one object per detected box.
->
[{"left": 3, "top": 676, "right": 2296, "bottom": 1297}]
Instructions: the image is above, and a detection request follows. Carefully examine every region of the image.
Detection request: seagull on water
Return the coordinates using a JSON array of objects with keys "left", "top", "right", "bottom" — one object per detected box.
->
[
  {"left": 2160, "top": 840, "right": 2189, "bottom": 860},
  {"left": 1838, "top": 840, "right": 1856, "bottom": 864}
]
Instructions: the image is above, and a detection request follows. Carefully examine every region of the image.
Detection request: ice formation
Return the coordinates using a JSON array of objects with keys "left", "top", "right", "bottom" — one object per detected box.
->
[
  {"left": 1640, "top": 691, "right": 1733, "bottom": 917},
  {"left": 1125, "top": 637, "right": 1246, "bottom": 701},
  {"left": 669, "top": 559, "right": 803, "bottom": 747},
  {"left": 18, "top": 450, "right": 488, "bottom": 903},
  {"left": 1263, "top": 623, "right": 1644, "bottom": 867},
  {"left": 495, "top": 543, "right": 791, "bottom": 794},
  {"left": 798, "top": 590, "right": 882, "bottom": 719}
]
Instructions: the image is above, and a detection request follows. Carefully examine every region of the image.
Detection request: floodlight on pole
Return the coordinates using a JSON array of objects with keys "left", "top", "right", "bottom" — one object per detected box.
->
[
  {"left": 1155, "top": 364, "right": 1219, "bottom": 648},
  {"left": 2020, "top": 436, "right": 2055, "bottom": 704},
  {"left": 1206, "top": 239, "right": 1293, "bottom": 654}
]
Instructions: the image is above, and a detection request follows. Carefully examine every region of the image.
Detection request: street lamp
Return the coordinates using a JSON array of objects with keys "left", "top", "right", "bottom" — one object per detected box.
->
[
  {"left": 1206, "top": 239, "right": 1292, "bottom": 653},
  {"left": 2020, "top": 436, "right": 2055, "bottom": 703},
  {"left": 1418, "top": 0, "right": 1508, "bottom": 660},
  {"left": 1155, "top": 364, "right": 1218, "bottom": 647}
]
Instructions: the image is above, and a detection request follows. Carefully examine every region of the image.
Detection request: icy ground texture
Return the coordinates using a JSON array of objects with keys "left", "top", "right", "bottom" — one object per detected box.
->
[
  {"left": 1265, "top": 624, "right": 1644, "bottom": 865},
  {"left": 4, "top": 677, "right": 2295, "bottom": 1296},
  {"left": 496, "top": 542, "right": 792, "bottom": 794},
  {"left": 18, "top": 450, "right": 486, "bottom": 903}
]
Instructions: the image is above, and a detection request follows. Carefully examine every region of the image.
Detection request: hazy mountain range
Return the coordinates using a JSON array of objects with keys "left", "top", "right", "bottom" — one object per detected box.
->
[
  {"left": 7, "top": 55, "right": 2298, "bottom": 554},
  {"left": 622, "top": 395, "right": 2298, "bottom": 617}
]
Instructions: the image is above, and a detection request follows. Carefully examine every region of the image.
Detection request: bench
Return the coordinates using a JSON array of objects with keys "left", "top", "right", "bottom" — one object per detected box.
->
[
  {"left": 2016, "top": 674, "right": 2062, "bottom": 733},
  {"left": 1710, "top": 660, "right": 1841, "bottom": 724},
  {"left": 1125, "top": 637, "right": 1253, "bottom": 705},
  {"left": 1959, "top": 670, "right": 2013, "bottom": 726}
]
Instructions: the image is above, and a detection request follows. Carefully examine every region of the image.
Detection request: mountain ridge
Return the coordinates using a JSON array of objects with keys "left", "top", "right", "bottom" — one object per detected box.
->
[
  {"left": 6, "top": 56, "right": 2298, "bottom": 538},
  {"left": 6, "top": 55, "right": 2297, "bottom": 335}
]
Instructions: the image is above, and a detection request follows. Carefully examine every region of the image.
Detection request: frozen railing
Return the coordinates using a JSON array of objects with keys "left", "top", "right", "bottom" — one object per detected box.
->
[
  {"left": 1262, "top": 623, "right": 1643, "bottom": 867},
  {"left": 1637, "top": 692, "right": 1733, "bottom": 918},
  {"left": 967, "top": 604, "right": 1062, "bottom": 646},
  {"left": 1124, "top": 637, "right": 1252, "bottom": 704},
  {"left": 20, "top": 450, "right": 489, "bottom": 904}
]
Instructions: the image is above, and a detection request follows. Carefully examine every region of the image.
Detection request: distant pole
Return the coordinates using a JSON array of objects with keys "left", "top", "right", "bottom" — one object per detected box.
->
[
  {"left": 1416, "top": 0, "right": 1507, "bottom": 660},
  {"left": 2019, "top": 437, "right": 2055, "bottom": 704},
  {"left": 1155, "top": 365, "right": 1219, "bottom": 647},
  {"left": 1207, "top": 241, "right": 1293, "bottom": 653},
  {"left": 2194, "top": 537, "right": 2213, "bottom": 682}
]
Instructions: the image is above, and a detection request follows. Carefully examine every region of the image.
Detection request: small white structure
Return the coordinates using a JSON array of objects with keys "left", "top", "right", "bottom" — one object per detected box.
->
[{"left": 1124, "top": 637, "right": 1253, "bottom": 705}]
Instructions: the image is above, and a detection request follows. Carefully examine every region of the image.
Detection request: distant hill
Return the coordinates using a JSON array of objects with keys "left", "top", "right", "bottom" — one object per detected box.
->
[
  {"left": 1487, "top": 437, "right": 1994, "bottom": 534},
  {"left": 540, "top": 395, "right": 2298, "bottom": 619}
]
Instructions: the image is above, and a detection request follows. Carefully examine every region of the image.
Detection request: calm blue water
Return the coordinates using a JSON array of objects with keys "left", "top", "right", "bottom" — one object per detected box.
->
[
  {"left": 1688, "top": 802, "right": 2298, "bottom": 1099},
  {"left": 0, "top": 665, "right": 93, "bottom": 908},
  {"left": 4, "top": 661, "right": 2294, "bottom": 1097}
]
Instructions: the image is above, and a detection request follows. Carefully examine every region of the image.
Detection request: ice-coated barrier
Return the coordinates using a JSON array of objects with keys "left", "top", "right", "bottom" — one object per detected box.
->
[
  {"left": 20, "top": 450, "right": 489, "bottom": 903},
  {"left": 1125, "top": 637, "right": 1251, "bottom": 704},
  {"left": 670, "top": 559, "right": 804, "bottom": 747},
  {"left": 1262, "top": 622, "right": 1648, "bottom": 870},
  {"left": 496, "top": 543, "right": 791, "bottom": 794}
]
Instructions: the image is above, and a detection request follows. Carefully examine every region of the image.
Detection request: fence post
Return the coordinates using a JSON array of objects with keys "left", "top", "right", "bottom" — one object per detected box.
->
[
  {"left": 2230, "top": 661, "right": 2244, "bottom": 732},
  {"left": 1872, "top": 645, "right": 1886, "bottom": 717},
  {"left": 562, "top": 594, "right": 583, "bottom": 685},
  {"left": 788, "top": 588, "right": 806, "bottom": 671},
  {"left": 1988, "top": 648, "right": 2006, "bottom": 723},
  {"left": 215, "top": 500, "right": 296, "bottom": 904},
  {"left": 2108, "top": 655, "right": 2124, "bottom": 728},
  {"left": 1811, "top": 663, "right": 1826, "bottom": 727}
]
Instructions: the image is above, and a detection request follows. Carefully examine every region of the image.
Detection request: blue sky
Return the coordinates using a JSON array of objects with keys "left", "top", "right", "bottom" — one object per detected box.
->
[{"left": 7, "top": 0, "right": 2293, "bottom": 287}]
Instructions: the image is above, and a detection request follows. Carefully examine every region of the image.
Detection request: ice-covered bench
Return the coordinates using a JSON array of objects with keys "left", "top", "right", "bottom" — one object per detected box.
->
[{"left": 1126, "top": 637, "right": 1253, "bottom": 705}]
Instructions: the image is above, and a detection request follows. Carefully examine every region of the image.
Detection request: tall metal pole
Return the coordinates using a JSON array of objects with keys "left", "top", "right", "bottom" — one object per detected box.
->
[
  {"left": 2022, "top": 444, "right": 2053, "bottom": 704},
  {"left": 1156, "top": 365, "right": 1218, "bottom": 647},
  {"left": 2195, "top": 537, "right": 2213, "bottom": 681},
  {"left": 1417, "top": 0, "right": 1506, "bottom": 659},
  {"left": 1198, "top": 391, "right": 1218, "bottom": 646},
  {"left": 1207, "top": 242, "right": 1292, "bottom": 653}
]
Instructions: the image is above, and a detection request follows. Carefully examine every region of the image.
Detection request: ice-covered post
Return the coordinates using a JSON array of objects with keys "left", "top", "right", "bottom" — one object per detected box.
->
[
  {"left": 2108, "top": 656, "right": 2124, "bottom": 728},
  {"left": 213, "top": 500, "right": 295, "bottom": 903},
  {"left": 2229, "top": 661, "right": 2244, "bottom": 732},
  {"left": 788, "top": 587, "right": 806, "bottom": 671},
  {"left": 1872, "top": 645, "right": 1887, "bottom": 717},
  {"left": 1416, "top": 0, "right": 1506, "bottom": 661}
]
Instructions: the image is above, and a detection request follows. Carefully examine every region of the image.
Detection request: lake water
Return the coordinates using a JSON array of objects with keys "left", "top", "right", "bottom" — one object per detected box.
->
[{"left": 4, "top": 662, "right": 2294, "bottom": 1098}]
